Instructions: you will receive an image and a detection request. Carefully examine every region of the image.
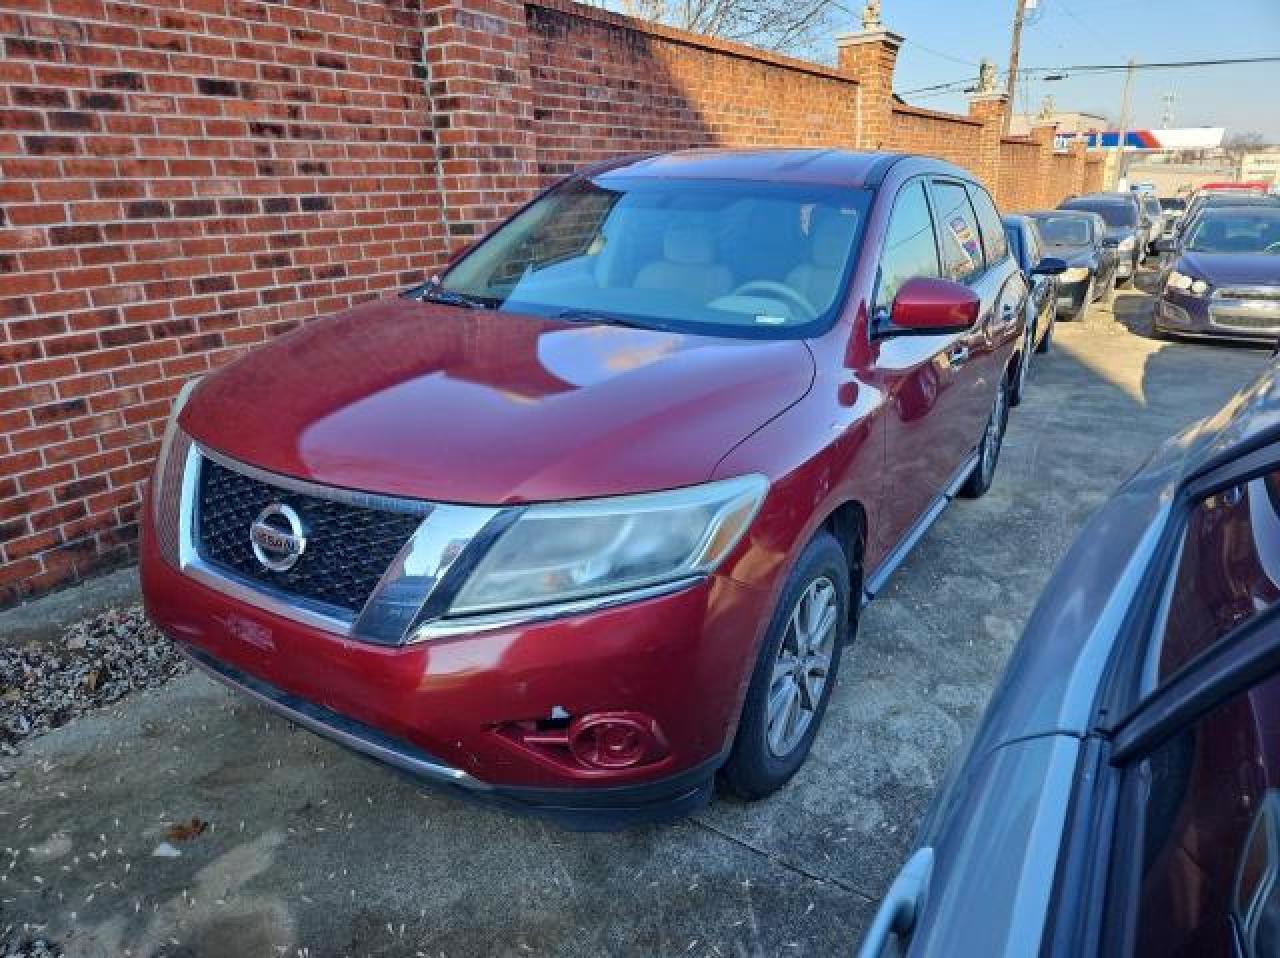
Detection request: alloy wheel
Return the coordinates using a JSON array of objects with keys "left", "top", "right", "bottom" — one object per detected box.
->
[{"left": 767, "top": 576, "right": 839, "bottom": 757}]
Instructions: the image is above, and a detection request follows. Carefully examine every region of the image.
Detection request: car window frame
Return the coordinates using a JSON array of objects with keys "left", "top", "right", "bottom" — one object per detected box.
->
[
  {"left": 1040, "top": 436, "right": 1280, "bottom": 958},
  {"left": 869, "top": 174, "right": 945, "bottom": 333},
  {"left": 965, "top": 182, "right": 1011, "bottom": 268},
  {"left": 927, "top": 175, "right": 988, "bottom": 285}
]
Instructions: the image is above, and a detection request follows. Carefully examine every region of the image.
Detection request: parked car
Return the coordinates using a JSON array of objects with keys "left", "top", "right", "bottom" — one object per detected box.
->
[
  {"left": 1058, "top": 193, "right": 1144, "bottom": 285},
  {"left": 1002, "top": 214, "right": 1065, "bottom": 403},
  {"left": 1178, "top": 192, "right": 1280, "bottom": 238},
  {"left": 141, "top": 149, "right": 1028, "bottom": 829},
  {"left": 1152, "top": 207, "right": 1280, "bottom": 343},
  {"left": 1027, "top": 210, "right": 1119, "bottom": 318},
  {"left": 1139, "top": 192, "right": 1164, "bottom": 250},
  {"left": 1158, "top": 196, "right": 1187, "bottom": 234},
  {"left": 860, "top": 356, "right": 1280, "bottom": 958}
]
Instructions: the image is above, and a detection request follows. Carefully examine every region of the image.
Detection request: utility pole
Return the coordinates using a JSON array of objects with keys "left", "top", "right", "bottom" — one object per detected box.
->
[
  {"left": 1003, "top": 0, "right": 1026, "bottom": 133},
  {"left": 1115, "top": 57, "right": 1136, "bottom": 187},
  {"left": 1161, "top": 91, "right": 1175, "bottom": 128}
]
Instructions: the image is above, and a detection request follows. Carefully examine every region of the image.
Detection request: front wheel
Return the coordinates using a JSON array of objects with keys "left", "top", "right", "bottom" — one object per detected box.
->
[
  {"left": 1010, "top": 326, "right": 1032, "bottom": 407},
  {"left": 1035, "top": 307, "right": 1055, "bottom": 354},
  {"left": 958, "top": 375, "right": 1010, "bottom": 499},
  {"left": 721, "top": 531, "right": 851, "bottom": 800}
]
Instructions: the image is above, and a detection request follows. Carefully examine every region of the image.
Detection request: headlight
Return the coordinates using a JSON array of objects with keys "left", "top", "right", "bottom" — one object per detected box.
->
[
  {"left": 1060, "top": 267, "right": 1090, "bottom": 283},
  {"left": 1167, "top": 271, "right": 1209, "bottom": 296},
  {"left": 151, "top": 378, "right": 202, "bottom": 567},
  {"left": 1117, "top": 236, "right": 1136, "bottom": 252},
  {"left": 446, "top": 475, "right": 769, "bottom": 616}
]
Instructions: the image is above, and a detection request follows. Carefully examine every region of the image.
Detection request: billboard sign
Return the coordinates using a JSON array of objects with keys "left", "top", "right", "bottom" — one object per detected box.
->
[{"left": 1055, "top": 127, "right": 1226, "bottom": 150}]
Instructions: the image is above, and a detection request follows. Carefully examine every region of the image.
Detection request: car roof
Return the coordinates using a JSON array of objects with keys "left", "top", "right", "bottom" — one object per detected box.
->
[
  {"left": 1196, "top": 205, "right": 1280, "bottom": 218},
  {"left": 1028, "top": 209, "right": 1093, "bottom": 218},
  {"left": 583, "top": 148, "right": 939, "bottom": 189},
  {"left": 1064, "top": 192, "right": 1136, "bottom": 205}
]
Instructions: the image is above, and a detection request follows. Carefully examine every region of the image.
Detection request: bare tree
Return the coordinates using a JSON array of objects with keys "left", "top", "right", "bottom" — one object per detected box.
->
[{"left": 615, "top": 0, "right": 842, "bottom": 57}]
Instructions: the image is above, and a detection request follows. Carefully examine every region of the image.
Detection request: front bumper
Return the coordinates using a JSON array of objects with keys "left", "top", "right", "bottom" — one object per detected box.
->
[
  {"left": 141, "top": 513, "right": 772, "bottom": 828},
  {"left": 1154, "top": 290, "right": 1280, "bottom": 344}
]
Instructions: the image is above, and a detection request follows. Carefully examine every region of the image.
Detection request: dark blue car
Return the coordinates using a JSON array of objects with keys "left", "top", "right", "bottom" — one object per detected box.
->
[
  {"left": 1154, "top": 207, "right": 1280, "bottom": 344},
  {"left": 1003, "top": 214, "right": 1065, "bottom": 405}
]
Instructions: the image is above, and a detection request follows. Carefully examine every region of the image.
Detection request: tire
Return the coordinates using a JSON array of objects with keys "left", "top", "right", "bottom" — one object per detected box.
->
[
  {"left": 958, "top": 374, "right": 1010, "bottom": 499},
  {"left": 1079, "top": 277, "right": 1096, "bottom": 318},
  {"left": 1010, "top": 328, "right": 1031, "bottom": 407},
  {"left": 721, "top": 531, "right": 852, "bottom": 800}
]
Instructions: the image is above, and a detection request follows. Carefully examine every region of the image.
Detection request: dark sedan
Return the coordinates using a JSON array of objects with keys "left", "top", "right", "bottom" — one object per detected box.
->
[
  {"left": 1028, "top": 210, "right": 1118, "bottom": 318},
  {"left": 1178, "top": 191, "right": 1280, "bottom": 238},
  {"left": 1003, "top": 214, "right": 1065, "bottom": 404},
  {"left": 1154, "top": 207, "right": 1280, "bottom": 343},
  {"left": 860, "top": 357, "right": 1280, "bottom": 958},
  {"left": 1058, "top": 193, "right": 1144, "bottom": 285}
]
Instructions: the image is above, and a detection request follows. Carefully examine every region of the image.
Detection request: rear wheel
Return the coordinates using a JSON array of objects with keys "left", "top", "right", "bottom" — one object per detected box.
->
[
  {"left": 721, "top": 531, "right": 851, "bottom": 800},
  {"left": 958, "top": 375, "right": 1010, "bottom": 499},
  {"left": 1010, "top": 327, "right": 1032, "bottom": 407}
]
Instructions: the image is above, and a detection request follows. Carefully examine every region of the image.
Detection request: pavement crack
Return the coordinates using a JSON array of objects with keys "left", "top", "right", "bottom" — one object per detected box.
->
[{"left": 691, "top": 816, "right": 878, "bottom": 903}]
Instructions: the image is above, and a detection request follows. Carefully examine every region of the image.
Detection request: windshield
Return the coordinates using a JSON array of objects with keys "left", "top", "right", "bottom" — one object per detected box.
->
[
  {"left": 1143, "top": 196, "right": 1161, "bottom": 215},
  {"left": 1062, "top": 200, "right": 1137, "bottom": 228},
  {"left": 1185, "top": 211, "right": 1280, "bottom": 254},
  {"left": 438, "top": 176, "right": 871, "bottom": 338},
  {"left": 1159, "top": 198, "right": 1186, "bottom": 212},
  {"left": 1031, "top": 214, "right": 1093, "bottom": 246}
]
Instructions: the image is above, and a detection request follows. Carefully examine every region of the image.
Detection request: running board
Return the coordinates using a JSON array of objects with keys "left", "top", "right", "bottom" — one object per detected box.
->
[{"left": 860, "top": 451, "right": 979, "bottom": 608}]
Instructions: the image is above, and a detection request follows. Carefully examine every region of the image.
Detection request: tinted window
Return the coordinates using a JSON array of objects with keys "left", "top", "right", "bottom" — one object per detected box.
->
[
  {"left": 932, "top": 180, "right": 985, "bottom": 282},
  {"left": 967, "top": 185, "right": 1009, "bottom": 264},
  {"left": 1186, "top": 211, "right": 1280, "bottom": 254},
  {"left": 1154, "top": 470, "right": 1280, "bottom": 685},
  {"left": 1133, "top": 667, "right": 1280, "bottom": 958},
  {"left": 1060, "top": 199, "right": 1138, "bottom": 228},
  {"left": 874, "top": 180, "right": 941, "bottom": 312},
  {"left": 1031, "top": 214, "right": 1093, "bottom": 247},
  {"left": 441, "top": 177, "right": 871, "bottom": 338}
]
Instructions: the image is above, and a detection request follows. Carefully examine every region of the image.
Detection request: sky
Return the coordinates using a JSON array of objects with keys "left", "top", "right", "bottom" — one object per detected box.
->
[{"left": 834, "top": 0, "right": 1280, "bottom": 141}]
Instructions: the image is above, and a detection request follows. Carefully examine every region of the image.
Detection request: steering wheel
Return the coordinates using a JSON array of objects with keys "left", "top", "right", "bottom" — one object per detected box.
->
[{"left": 729, "top": 281, "right": 818, "bottom": 321}]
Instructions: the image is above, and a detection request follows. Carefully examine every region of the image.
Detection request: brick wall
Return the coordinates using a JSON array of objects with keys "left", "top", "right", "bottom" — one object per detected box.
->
[
  {"left": 0, "top": 0, "right": 1109, "bottom": 606},
  {"left": 0, "top": 0, "right": 447, "bottom": 604}
]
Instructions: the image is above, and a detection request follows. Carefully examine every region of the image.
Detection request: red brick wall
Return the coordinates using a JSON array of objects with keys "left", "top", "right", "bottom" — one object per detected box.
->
[
  {"left": 526, "top": 0, "right": 860, "bottom": 184},
  {"left": 0, "top": 0, "right": 447, "bottom": 604},
  {"left": 998, "top": 138, "right": 1043, "bottom": 211},
  {"left": 887, "top": 104, "right": 983, "bottom": 175}
]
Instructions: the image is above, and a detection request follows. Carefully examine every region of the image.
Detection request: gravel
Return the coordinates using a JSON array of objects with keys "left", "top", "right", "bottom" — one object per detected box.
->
[
  {"left": 0, "top": 933, "right": 62, "bottom": 958},
  {"left": 0, "top": 605, "right": 187, "bottom": 749}
]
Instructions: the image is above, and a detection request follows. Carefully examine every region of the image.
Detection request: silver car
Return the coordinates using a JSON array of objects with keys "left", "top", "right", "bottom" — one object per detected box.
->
[{"left": 861, "top": 359, "right": 1280, "bottom": 958}]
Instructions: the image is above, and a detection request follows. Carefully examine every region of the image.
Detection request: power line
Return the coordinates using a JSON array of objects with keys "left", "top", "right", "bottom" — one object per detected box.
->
[{"left": 897, "top": 55, "right": 1280, "bottom": 97}]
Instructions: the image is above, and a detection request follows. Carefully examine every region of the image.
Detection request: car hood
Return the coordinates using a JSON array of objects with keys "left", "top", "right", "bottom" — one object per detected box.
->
[
  {"left": 1177, "top": 251, "right": 1280, "bottom": 287},
  {"left": 180, "top": 297, "right": 816, "bottom": 503}
]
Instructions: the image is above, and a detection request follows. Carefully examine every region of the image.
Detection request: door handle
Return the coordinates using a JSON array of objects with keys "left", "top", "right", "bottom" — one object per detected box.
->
[
  {"left": 856, "top": 847, "right": 934, "bottom": 958},
  {"left": 947, "top": 344, "right": 970, "bottom": 366}
]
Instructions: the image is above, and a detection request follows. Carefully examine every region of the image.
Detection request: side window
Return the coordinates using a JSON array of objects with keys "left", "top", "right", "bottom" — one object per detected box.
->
[
  {"left": 931, "top": 180, "right": 985, "bottom": 283},
  {"left": 1133, "top": 667, "right": 1280, "bottom": 958},
  {"left": 873, "top": 180, "right": 941, "bottom": 314},
  {"left": 1152, "top": 471, "right": 1280, "bottom": 685},
  {"left": 967, "top": 185, "right": 1010, "bottom": 264}
]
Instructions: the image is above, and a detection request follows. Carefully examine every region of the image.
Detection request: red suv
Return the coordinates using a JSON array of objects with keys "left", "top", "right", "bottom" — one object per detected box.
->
[{"left": 142, "top": 150, "right": 1027, "bottom": 828}]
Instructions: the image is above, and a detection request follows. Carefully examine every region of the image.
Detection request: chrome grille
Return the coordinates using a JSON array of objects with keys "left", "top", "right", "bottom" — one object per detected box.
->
[
  {"left": 1209, "top": 285, "right": 1280, "bottom": 334},
  {"left": 195, "top": 456, "right": 423, "bottom": 615}
]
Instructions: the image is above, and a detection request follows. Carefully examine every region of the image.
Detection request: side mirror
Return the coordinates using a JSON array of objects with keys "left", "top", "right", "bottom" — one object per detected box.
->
[
  {"left": 889, "top": 277, "right": 981, "bottom": 335},
  {"left": 1031, "top": 256, "right": 1068, "bottom": 276},
  {"left": 1153, "top": 237, "right": 1178, "bottom": 254}
]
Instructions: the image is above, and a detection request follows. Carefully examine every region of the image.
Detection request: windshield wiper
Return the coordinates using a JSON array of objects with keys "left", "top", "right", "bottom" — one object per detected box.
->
[
  {"left": 405, "top": 278, "right": 489, "bottom": 310},
  {"left": 555, "top": 309, "right": 663, "bottom": 331}
]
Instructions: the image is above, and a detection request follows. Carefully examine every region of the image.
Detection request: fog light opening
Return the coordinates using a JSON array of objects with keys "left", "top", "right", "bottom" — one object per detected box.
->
[{"left": 568, "top": 712, "right": 668, "bottom": 770}]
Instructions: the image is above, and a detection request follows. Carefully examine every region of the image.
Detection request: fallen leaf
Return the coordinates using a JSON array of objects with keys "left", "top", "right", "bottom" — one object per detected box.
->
[{"left": 166, "top": 818, "right": 208, "bottom": 843}]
